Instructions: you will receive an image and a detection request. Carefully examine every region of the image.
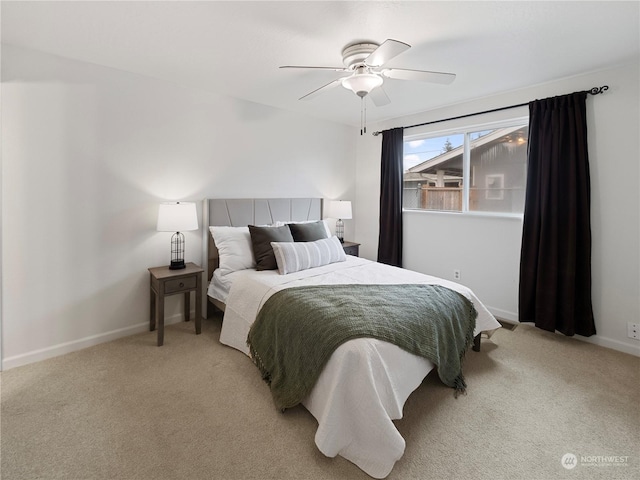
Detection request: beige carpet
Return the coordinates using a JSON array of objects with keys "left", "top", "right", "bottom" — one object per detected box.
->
[{"left": 1, "top": 314, "right": 638, "bottom": 480}]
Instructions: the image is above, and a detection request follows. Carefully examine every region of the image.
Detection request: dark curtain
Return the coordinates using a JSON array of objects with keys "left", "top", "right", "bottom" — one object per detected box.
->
[
  {"left": 519, "top": 92, "right": 596, "bottom": 336},
  {"left": 377, "top": 127, "right": 404, "bottom": 267}
]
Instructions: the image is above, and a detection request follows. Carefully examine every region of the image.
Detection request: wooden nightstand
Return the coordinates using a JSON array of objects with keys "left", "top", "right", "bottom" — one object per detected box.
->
[
  {"left": 148, "top": 262, "right": 204, "bottom": 346},
  {"left": 342, "top": 241, "right": 360, "bottom": 257}
]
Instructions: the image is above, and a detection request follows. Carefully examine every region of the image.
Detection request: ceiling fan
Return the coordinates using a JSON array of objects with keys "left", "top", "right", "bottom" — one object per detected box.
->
[{"left": 280, "top": 39, "right": 456, "bottom": 107}]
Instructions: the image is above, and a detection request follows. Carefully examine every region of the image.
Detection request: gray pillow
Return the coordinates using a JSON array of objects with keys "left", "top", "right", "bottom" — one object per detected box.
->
[
  {"left": 288, "top": 221, "right": 329, "bottom": 242},
  {"left": 248, "top": 225, "right": 294, "bottom": 270}
]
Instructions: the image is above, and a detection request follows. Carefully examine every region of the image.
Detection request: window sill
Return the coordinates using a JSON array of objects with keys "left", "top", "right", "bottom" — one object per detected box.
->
[{"left": 403, "top": 208, "right": 524, "bottom": 220}]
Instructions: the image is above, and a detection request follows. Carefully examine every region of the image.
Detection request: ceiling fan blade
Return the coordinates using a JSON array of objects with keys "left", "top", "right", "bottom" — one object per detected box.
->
[
  {"left": 365, "top": 39, "right": 411, "bottom": 67},
  {"left": 382, "top": 68, "right": 456, "bottom": 84},
  {"left": 299, "top": 78, "right": 344, "bottom": 101},
  {"left": 280, "top": 65, "right": 347, "bottom": 72},
  {"left": 369, "top": 86, "right": 391, "bottom": 107}
]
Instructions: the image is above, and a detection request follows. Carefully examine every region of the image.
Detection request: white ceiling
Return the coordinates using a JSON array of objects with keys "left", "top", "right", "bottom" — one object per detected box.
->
[{"left": 2, "top": 1, "right": 639, "bottom": 127}]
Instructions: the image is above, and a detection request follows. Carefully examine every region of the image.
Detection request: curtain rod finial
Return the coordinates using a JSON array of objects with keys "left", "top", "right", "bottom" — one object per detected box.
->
[{"left": 588, "top": 85, "right": 609, "bottom": 95}]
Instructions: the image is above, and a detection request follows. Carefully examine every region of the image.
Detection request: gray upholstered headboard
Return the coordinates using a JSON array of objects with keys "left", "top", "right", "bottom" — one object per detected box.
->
[{"left": 201, "top": 198, "right": 323, "bottom": 283}]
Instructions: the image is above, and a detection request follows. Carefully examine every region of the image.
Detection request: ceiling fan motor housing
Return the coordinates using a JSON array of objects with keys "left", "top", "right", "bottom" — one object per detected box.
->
[{"left": 341, "top": 43, "right": 379, "bottom": 69}]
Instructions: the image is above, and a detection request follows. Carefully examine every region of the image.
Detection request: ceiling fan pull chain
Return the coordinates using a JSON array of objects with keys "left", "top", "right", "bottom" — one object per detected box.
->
[
  {"left": 360, "top": 96, "right": 364, "bottom": 136},
  {"left": 364, "top": 96, "right": 367, "bottom": 134}
]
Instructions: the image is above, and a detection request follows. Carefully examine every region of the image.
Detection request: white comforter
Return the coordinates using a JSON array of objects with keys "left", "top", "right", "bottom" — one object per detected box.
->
[{"left": 218, "top": 256, "right": 501, "bottom": 478}]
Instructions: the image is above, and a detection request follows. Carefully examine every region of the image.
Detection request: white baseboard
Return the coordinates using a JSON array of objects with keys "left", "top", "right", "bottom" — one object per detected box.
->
[
  {"left": 4, "top": 307, "right": 638, "bottom": 370},
  {"left": 575, "top": 334, "right": 640, "bottom": 357},
  {"left": 1, "top": 313, "right": 189, "bottom": 371},
  {"left": 487, "top": 306, "right": 519, "bottom": 323},
  {"left": 485, "top": 306, "right": 640, "bottom": 357},
  {"left": 476, "top": 306, "right": 640, "bottom": 357}
]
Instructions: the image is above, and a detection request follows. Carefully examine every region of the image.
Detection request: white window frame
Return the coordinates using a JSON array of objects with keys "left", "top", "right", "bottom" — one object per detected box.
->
[{"left": 403, "top": 116, "right": 529, "bottom": 218}]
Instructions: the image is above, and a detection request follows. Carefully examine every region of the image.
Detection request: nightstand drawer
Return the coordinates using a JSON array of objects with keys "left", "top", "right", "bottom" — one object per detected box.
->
[
  {"left": 343, "top": 245, "right": 358, "bottom": 256},
  {"left": 164, "top": 276, "right": 197, "bottom": 294},
  {"left": 342, "top": 241, "right": 360, "bottom": 257}
]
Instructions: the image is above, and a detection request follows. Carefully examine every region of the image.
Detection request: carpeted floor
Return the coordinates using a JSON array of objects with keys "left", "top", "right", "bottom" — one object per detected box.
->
[{"left": 1, "top": 314, "right": 638, "bottom": 480}]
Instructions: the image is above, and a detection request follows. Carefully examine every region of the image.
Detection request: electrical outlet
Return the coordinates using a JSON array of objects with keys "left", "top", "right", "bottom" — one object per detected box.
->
[
  {"left": 628, "top": 322, "right": 640, "bottom": 340},
  {"left": 453, "top": 269, "right": 461, "bottom": 280}
]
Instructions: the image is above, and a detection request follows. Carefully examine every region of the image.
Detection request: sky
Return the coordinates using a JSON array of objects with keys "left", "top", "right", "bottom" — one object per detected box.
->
[
  {"left": 403, "top": 134, "right": 463, "bottom": 171},
  {"left": 403, "top": 129, "right": 496, "bottom": 171}
]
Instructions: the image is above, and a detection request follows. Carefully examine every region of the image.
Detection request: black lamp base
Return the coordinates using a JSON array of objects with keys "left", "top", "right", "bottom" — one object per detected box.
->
[
  {"left": 336, "top": 219, "right": 345, "bottom": 244},
  {"left": 169, "top": 260, "right": 186, "bottom": 270}
]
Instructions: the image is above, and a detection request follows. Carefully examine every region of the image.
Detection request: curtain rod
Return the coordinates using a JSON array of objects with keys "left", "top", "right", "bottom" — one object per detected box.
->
[{"left": 371, "top": 85, "right": 609, "bottom": 136}]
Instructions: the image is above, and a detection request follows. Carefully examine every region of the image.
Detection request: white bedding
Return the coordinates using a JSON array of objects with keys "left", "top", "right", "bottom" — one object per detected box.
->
[
  {"left": 207, "top": 268, "right": 233, "bottom": 304},
  {"left": 216, "top": 256, "right": 501, "bottom": 478}
]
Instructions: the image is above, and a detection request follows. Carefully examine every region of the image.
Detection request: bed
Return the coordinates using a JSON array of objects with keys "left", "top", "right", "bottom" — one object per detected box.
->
[{"left": 201, "top": 198, "right": 501, "bottom": 479}]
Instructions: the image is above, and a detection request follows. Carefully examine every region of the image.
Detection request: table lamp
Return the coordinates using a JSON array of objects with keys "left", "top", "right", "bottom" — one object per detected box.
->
[
  {"left": 157, "top": 202, "right": 199, "bottom": 269},
  {"left": 330, "top": 200, "right": 352, "bottom": 243}
]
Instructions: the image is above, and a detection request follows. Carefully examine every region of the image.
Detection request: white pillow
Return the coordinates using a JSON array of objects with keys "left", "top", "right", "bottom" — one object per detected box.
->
[
  {"left": 271, "top": 236, "right": 346, "bottom": 275},
  {"left": 274, "top": 219, "right": 332, "bottom": 238},
  {"left": 209, "top": 226, "right": 256, "bottom": 276}
]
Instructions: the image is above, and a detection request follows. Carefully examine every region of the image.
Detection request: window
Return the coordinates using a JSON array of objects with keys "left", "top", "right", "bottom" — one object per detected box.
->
[{"left": 403, "top": 120, "right": 528, "bottom": 214}]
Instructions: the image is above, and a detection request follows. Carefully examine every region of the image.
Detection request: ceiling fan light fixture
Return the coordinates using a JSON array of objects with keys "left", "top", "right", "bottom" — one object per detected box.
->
[{"left": 342, "top": 73, "right": 383, "bottom": 98}]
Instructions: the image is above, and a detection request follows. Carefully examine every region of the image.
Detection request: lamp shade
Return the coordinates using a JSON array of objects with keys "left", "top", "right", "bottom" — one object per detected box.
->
[
  {"left": 329, "top": 200, "right": 352, "bottom": 220},
  {"left": 157, "top": 202, "right": 198, "bottom": 232}
]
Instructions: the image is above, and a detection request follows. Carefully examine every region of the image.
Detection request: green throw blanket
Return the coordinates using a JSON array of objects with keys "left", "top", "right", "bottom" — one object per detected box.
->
[{"left": 247, "top": 284, "right": 477, "bottom": 410}]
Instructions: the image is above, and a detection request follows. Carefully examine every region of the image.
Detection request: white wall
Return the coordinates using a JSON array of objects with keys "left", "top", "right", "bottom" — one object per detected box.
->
[
  {"left": 355, "top": 61, "right": 640, "bottom": 356},
  {"left": 1, "top": 45, "right": 357, "bottom": 368}
]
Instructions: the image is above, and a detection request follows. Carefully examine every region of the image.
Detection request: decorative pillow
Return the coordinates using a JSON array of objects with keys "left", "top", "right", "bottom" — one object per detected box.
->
[
  {"left": 248, "top": 225, "right": 294, "bottom": 271},
  {"left": 271, "top": 236, "right": 347, "bottom": 275},
  {"left": 275, "top": 219, "right": 332, "bottom": 238},
  {"left": 209, "top": 226, "right": 255, "bottom": 276},
  {"left": 288, "top": 220, "right": 329, "bottom": 242}
]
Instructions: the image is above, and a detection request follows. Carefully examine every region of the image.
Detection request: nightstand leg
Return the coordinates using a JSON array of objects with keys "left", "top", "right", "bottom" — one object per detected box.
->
[
  {"left": 184, "top": 292, "right": 191, "bottom": 322},
  {"left": 156, "top": 294, "right": 164, "bottom": 346},
  {"left": 195, "top": 278, "right": 202, "bottom": 335},
  {"left": 150, "top": 289, "right": 156, "bottom": 332}
]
